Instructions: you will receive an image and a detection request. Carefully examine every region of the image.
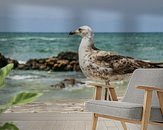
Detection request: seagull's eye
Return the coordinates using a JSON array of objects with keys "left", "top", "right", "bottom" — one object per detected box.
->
[{"left": 79, "top": 28, "right": 82, "bottom": 32}]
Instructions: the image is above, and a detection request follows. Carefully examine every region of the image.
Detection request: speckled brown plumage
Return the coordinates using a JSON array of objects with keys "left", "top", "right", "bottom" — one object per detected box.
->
[{"left": 70, "top": 26, "right": 163, "bottom": 82}]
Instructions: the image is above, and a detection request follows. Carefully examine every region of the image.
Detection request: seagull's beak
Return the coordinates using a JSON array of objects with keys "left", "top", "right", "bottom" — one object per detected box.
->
[
  {"left": 69, "top": 32, "right": 75, "bottom": 35},
  {"left": 69, "top": 29, "right": 80, "bottom": 35}
]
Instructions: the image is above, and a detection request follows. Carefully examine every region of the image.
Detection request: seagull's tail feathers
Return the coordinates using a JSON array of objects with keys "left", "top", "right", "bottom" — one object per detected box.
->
[
  {"left": 137, "top": 60, "right": 163, "bottom": 68},
  {"left": 148, "top": 62, "right": 163, "bottom": 68}
]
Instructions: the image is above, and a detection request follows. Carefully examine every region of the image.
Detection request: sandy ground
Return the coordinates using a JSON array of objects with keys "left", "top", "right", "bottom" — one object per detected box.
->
[
  {"left": 5, "top": 97, "right": 122, "bottom": 113},
  {"left": 5, "top": 101, "right": 86, "bottom": 113}
]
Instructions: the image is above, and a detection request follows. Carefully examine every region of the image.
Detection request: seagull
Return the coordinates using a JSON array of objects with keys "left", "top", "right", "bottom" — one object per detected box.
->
[{"left": 69, "top": 25, "right": 163, "bottom": 85}]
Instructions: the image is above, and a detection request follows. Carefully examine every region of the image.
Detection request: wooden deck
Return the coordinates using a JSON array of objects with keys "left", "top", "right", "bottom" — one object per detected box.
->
[{"left": 0, "top": 112, "right": 130, "bottom": 130}]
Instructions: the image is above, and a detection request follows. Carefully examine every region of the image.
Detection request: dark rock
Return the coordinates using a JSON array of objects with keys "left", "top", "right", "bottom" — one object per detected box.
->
[
  {"left": 63, "top": 78, "right": 76, "bottom": 86},
  {"left": 51, "top": 78, "right": 85, "bottom": 89},
  {"left": 0, "top": 53, "right": 8, "bottom": 68},
  {"left": 0, "top": 53, "right": 19, "bottom": 68},
  {"left": 18, "top": 64, "right": 30, "bottom": 70},
  {"left": 0, "top": 51, "right": 81, "bottom": 71},
  {"left": 17, "top": 64, "right": 26, "bottom": 69},
  {"left": 39, "top": 65, "right": 46, "bottom": 70},
  {"left": 56, "top": 60, "right": 69, "bottom": 70},
  {"left": 74, "top": 65, "right": 81, "bottom": 71},
  {"left": 38, "top": 59, "right": 46, "bottom": 64},
  {"left": 26, "top": 59, "right": 38, "bottom": 66},
  {"left": 7, "top": 58, "right": 19, "bottom": 68},
  {"left": 65, "top": 65, "right": 73, "bottom": 71},
  {"left": 46, "top": 58, "right": 57, "bottom": 67},
  {"left": 57, "top": 52, "right": 78, "bottom": 61},
  {"left": 46, "top": 58, "right": 57, "bottom": 63},
  {"left": 50, "top": 82, "right": 65, "bottom": 89}
]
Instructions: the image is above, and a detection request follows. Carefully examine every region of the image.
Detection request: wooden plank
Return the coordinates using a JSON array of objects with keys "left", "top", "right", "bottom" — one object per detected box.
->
[
  {"left": 92, "top": 113, "right": 98, "bottom": 130},
  {"left": 121, "top": 121, "right": 127, "bottom": 130},
  {"left": 94, "top": 86, "right": 102, "bottom": 100},
  {"left": 95, "top": 113, "right": 141, "bottom": 124},
  {"left": 108, "top": 87, "right": 118, "bottom": 101},
  {"left": 96, "top": 112, "right": 163, "bottom": 127},
  {"left": 141, "top": 90, "right": 153, "bottom": 130},
  {"left": 137, "top": 86, "right": 163, "bottom": 92},
  {"left": 88, "top": 83, "right": 114, "bottom": 89},
  {"left": 157, "top": 91, "right": 163, "bottom": 115},
  {"left": 92, "top": 86, "right": 102, "bottom": 130},
  {"left": 149, "top": 121, "right": 163, "bottom": 126}
]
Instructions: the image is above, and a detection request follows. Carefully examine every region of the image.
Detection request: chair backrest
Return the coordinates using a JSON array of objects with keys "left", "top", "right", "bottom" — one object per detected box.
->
[{"left": 122, "top": 68, "right": 163, "bottom": 107}]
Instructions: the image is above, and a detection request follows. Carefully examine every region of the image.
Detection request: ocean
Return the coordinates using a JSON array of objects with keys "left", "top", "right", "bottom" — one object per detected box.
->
[{"left": 0, "top": 32, "right": 163, "bottom": 104}]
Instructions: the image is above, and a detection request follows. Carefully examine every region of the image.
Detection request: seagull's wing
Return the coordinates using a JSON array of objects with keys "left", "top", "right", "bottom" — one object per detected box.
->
[
  {"left": 91, "top": 44, "right": 100, "bottom": 50},
  {"left": 94, "top": 51, "right": 148, "bottom": 74}
]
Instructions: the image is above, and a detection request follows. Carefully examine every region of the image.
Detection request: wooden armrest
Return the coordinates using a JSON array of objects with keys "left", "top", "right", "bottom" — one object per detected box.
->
[
  {"left": 138, "top": 86, "right": 163, "bottom": 124},
  {"left": 137, "top": 86, "right": 163, "bottom": 92},
  {"left": 87, "top": 82, "right": 114, "bottom": 89}
]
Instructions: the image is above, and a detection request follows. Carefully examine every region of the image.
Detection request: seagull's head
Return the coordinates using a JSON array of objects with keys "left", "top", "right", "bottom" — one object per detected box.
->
[{"left": 69, "top": 25, "right": 93, "bottom": 38}]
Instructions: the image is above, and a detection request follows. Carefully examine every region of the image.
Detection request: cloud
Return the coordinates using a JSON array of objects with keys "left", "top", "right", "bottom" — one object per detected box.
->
[
  {"left": 1, "top": 0, "right": 163, "bottom": 14},
  {"left": 0, "top": 0, "right": 163, "bottom": 32}
]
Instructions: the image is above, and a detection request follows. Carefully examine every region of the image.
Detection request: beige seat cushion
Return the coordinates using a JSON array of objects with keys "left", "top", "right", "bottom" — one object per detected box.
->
[{"left": 85, "top": 100, "right": 163, "bottom": 122}]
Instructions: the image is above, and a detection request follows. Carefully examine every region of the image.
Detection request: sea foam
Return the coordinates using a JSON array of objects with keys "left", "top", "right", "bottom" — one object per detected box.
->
[{"left": 9, "top": 75, "right": 39, "bottom": 80}]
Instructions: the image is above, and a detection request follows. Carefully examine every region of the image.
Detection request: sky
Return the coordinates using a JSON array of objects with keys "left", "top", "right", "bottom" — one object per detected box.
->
[{"left": 0, "top": 0, "right": 163, "bottom": 32}]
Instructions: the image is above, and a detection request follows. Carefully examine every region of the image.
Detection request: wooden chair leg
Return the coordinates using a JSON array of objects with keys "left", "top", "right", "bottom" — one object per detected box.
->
[
  {"left": 94, "top": 86, "right": 102, "bottom": 100},
  {"left": 92, "top": 113, "right": 98, "bottom": 130},
  {"left": 92, "top": 86, "right": 101, "bottom": 130},
  {"left": 157, "top": 91, "right": 163, "bottom": 114},
  {"left": 121, "top": 121, "right": 127, "bottom": 130},
  {"left": 141, "top": 90, "right": 152, "bottom": 130},
  {"left": 109, "top": 87, "right": 118, "bottom": 101}
]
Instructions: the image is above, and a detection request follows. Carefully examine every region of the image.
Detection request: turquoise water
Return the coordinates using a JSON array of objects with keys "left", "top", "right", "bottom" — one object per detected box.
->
[
  {"left": 0, "top": 33, "right": 163, "bottom": 104},
  {"left": 0, "top": 33, "right": 163, "bottom": 62}
]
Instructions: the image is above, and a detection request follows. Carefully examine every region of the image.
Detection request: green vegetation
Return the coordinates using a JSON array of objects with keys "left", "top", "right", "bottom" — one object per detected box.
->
[
  {"left": 0, "top": 64, "right": 42, "bottom": 130},
  {"left": 0, "top": 64, "right": 13, "bottom": 87}
]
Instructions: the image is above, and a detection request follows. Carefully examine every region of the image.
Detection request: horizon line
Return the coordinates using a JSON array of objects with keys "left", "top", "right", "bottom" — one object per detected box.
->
[{"left": 0, "top": 31, "right": 163, "bottom": 33}]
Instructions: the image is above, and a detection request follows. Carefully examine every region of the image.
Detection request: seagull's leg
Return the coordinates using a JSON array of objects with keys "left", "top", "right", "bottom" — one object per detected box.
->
[
  {"left": 105, "top": 80, "right": 110, "bottom": 100},
  {"left": 104, "top": 88, "right": 108, "bottom": 100}
]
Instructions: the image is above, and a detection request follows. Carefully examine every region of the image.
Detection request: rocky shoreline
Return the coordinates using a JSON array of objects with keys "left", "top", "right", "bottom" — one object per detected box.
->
[
  {"left": 0, "top": 52, "right": 81, "bottom": 71},
  {"left": 0, "top": 53, "right": 19, "bottom": 69}
]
